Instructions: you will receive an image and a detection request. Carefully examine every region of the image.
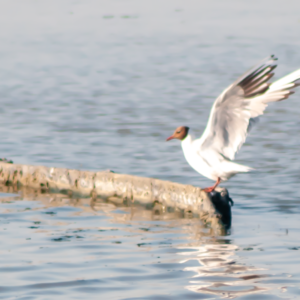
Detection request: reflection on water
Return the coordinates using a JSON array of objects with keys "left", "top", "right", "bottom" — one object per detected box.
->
[
  {"left": 179, "top": 244, "right": 268, "bottom": 298},
  {"left": 0, "top": 186, "right": 287, "bottom": 299}
]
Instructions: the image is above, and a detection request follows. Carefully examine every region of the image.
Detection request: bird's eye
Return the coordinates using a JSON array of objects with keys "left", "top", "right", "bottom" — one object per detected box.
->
[{"left": 176, "top": 131, "right": 181, "bottom": 134}]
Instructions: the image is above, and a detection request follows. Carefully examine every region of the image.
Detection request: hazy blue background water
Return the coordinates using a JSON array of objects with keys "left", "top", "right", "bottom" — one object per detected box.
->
[{"left": 0, "top": 0, "right": 299, "bottom": 299}]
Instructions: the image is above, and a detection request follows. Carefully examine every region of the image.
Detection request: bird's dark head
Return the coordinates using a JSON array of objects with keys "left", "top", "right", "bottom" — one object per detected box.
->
[{"left": 166, "top": 126, "right": 189, "bottom": 141}]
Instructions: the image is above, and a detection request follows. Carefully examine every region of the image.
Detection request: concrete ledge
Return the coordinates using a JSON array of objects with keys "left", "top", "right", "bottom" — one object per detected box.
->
[{"left": 0, "top": 162, "right": 232, "bottom": 229}]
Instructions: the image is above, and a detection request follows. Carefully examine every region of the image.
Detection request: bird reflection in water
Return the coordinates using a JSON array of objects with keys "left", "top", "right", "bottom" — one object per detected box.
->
[{"left": 178, "top": 242, "right": 268, "bottom": 298}]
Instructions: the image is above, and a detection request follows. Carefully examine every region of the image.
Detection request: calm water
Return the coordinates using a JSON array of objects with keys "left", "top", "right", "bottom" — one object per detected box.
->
[{"left": 0, "top": 0, "right": 300, "bottom": 299}]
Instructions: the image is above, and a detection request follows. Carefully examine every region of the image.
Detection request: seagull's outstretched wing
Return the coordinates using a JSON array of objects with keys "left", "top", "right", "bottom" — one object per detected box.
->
[{"left": 196, "top": 55, "right": 300, "bottom": 161}]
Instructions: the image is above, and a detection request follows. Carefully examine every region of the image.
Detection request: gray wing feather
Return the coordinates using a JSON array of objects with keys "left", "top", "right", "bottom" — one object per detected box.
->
[{"left": 197, "top": 55, "right": 300, "bottom": 161}]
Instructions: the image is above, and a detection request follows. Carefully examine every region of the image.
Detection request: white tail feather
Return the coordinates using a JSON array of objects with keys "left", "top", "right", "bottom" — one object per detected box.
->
[{"left": 220, "top": 161, "right": 253, "bottom": 181}]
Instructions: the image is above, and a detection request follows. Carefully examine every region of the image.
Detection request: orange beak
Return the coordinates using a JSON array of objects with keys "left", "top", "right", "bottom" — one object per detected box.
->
[{"left": 166, "top": 135, "right": 174, "bottom": 141}]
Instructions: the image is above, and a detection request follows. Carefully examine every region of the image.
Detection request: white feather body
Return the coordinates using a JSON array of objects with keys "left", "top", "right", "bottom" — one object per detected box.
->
[{"left": 180, "top": 57, "right": 300, "bottom": 182}]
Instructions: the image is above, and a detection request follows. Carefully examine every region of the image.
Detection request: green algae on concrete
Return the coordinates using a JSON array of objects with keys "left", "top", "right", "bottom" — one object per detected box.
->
[{"left": 0, "top": 161, "right": 232, "bottom": 229}]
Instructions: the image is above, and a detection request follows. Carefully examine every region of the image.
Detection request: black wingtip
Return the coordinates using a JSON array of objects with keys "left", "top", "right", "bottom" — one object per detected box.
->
[{"left": 271, "top": 54, "right": 278, "bottom": 61}]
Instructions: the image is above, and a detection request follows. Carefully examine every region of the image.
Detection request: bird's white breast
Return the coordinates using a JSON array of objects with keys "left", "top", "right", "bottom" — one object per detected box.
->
[{"left": 181, "top": 135, "right": 218, "bottom": 181}]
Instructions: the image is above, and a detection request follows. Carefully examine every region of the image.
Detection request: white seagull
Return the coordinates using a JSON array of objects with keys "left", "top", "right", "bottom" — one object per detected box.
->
[{"left": 166, "top": 55, "right": 300, "bottom": 192}]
